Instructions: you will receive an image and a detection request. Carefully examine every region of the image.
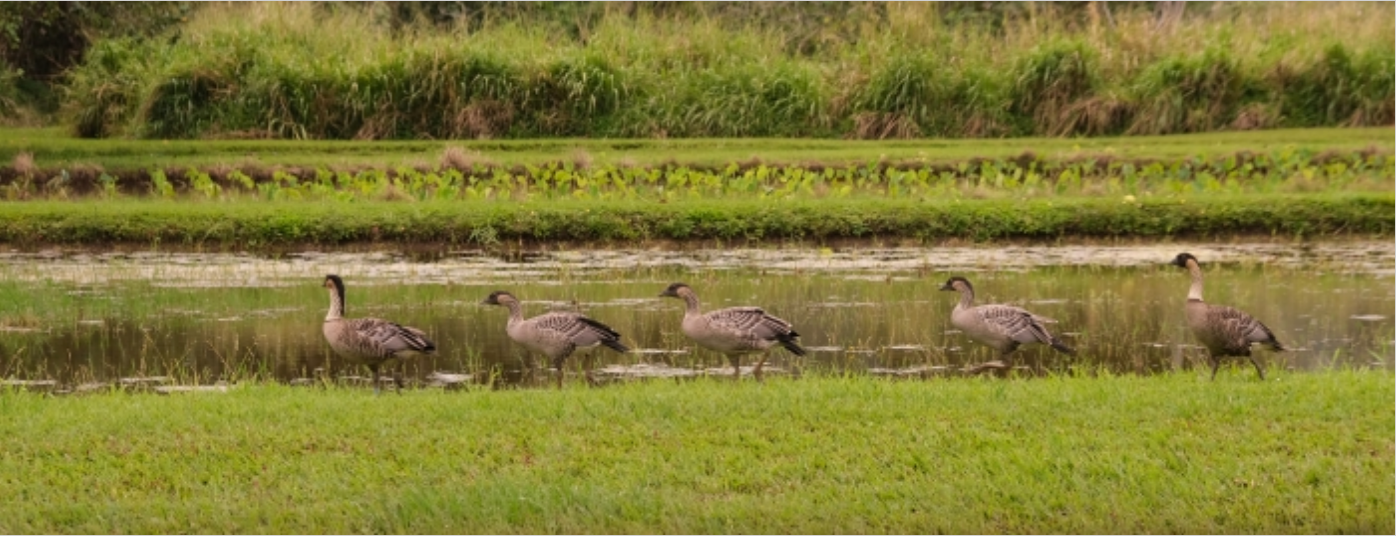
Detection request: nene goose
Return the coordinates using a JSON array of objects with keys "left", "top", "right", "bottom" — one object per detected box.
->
[
  {"left": 938, "top": 276, "right": 1075, "bottom": 368},
  {"left": 481, "top": 291, "right": 630, "bottom": 389},
  {"left": 658, "top": 283, "right": 806, "bottom": 381},
  {"left": 321, "top": 275, "right": 436, "bottom": 394},
  {"left": 1170, "top": 253, "right": 1284, "bottom": 380}
]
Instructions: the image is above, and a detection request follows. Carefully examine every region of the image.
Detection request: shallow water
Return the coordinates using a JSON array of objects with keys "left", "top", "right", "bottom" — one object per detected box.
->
[{"left": 0, "top": 241, "right": 1391, "bottom": 388}]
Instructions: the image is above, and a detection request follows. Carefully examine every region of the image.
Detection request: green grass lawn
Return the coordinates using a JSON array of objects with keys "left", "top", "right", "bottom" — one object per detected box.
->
[
  {"left": 0, "top": 371, "right": 1390, "bottom": 533},
  {"left": 2, "top": 126, "right": 1391, "bottom": 171}
]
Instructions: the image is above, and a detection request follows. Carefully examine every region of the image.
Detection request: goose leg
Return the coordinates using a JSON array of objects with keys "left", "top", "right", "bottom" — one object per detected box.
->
[
  {"left": 583, "top": 354, "right": 599, "bottom": 388},
  {"left": 728, "top": 355, "right": 742, "bottom": 381},
  {"left": 392, "top": 367, "right": 404, "bottom": 395},
  {"left": 1247, "top": 356, "right": 1266, "bottom": 381},
  {"left": 369, "top": 363, "right": 382, "bottom": 395},
  {"left": 753, "top": 351, "right": 769, "bottom": 383},
  {"left": 1208, "top": 355, "right": 1221, "bottom": 381},
  {"left": 553, "top": 357, "right": 566, "bottom": 390},
  {"left": 523, "top": 355, "right": 544, "bottom": 388}
]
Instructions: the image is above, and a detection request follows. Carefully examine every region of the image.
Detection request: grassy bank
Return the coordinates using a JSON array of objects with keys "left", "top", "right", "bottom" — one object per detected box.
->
[
  {"left": 0, "top": 372, "right": 1389, "bottom": 533},
  {"left": 58, "top": 3, "right": 1394, "bottom": 139},
  {"left": 3, "top": 126, "right": 1391, "bottom": 172},
  {"left": 0, "top": 194, "right": 1388, "bottom": 248}
]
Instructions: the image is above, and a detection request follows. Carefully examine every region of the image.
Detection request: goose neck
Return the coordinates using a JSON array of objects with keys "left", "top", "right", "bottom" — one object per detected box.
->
[
  {"left": 956, "top": 286, "right": 975, "bottom": 310},
  {"left": 325, "top": 286, "right": 345, "bottom": 321},
  {"left": 1186, "top": 261, "right": 1205, "bottom": 302},
  {"left": 502, "top": 298, "right": 526, "bottom": 323},
  {"left": 680, "top": 292, "right": 702, "bottom": 317}
]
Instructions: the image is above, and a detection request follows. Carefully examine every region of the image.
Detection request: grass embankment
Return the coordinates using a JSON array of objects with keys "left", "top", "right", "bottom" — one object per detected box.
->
[
  {"left": 2, "top": 125, "right": 1390, "bottom": 171},
  {"left": 58, "top": 2, "right": 1393, "bottom": 140},
  {"left": 0, "top": 195, "right": 1389, "bottom": 248},
  {"left": 0, "top": 372, "right": 1389, "bottom": 533}
]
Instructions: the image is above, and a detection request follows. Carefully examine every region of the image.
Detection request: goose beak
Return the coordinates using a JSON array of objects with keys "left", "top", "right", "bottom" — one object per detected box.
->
[{"left": 938, "top": 283, "right": 954, "bottom": 291}]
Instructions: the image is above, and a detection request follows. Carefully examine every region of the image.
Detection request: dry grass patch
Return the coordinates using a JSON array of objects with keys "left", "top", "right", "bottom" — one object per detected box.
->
[
  {"left": 440, "top": 146, "right": 497, "bottom": 171},
  {"left": 11, "top": 152, "right": 36, "bottom": 177},
  {"left": 570, "top": 149, "right": 594, "bottom": 171}
]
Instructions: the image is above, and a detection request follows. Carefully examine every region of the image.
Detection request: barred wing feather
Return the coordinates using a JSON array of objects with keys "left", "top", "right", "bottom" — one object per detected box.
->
[
  {"left": 347, "top": 318, "right": 436, "bottom": 355},
  {"left": 977, "top": 305, "right": 1057, "bottom": 345}
]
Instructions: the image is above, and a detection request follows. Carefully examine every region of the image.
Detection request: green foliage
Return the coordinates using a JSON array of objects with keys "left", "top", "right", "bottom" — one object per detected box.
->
[
  {"left": 0, "top": 3, "right": 88, "bottom": 81},
  {"left": 0, "top": 64, "right": 18, "bottom": 117},
  {"left": 0, "top": 3, "right": 189, "bottom": 76},
  {"left": 0, "top": 2, "right": 191, "bottom": 121}
]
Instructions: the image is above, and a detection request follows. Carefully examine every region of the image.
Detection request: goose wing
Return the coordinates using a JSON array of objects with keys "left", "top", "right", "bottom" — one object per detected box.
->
[
  {"left": 705, "top": 306, "right": 800, "bottom": 341},
  {"left": 346, "top": 317, "right": 436, "bottom": 354},
  {"left": 531, "top": 311, "right": 630, "bottom": 352},
  {"left": 975, "top": 305, "right": 1057, "bottom": 345},
  {"left": 1208, "top": 305, "right": 1283, "bottom": 350}
]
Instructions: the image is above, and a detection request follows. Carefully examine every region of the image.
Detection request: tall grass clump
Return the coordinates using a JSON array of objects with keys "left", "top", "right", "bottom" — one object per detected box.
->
[
  {"left": 1127, "top": 47, "right": 1250, "bottom": 135},
  {"left": 847, "top": 53, "right": 942, "bottom": 139},
  {"left": 594, "top": 15, "right": 830, "bottom": 138},
  {"left": 696, "top": 62, "right": 825, "bottom": 137},
  {"left": 1271, "top": 44, "right": 1396, "bottom": 128},
  {"left": 523, "top": 52, "right": 629, "bottom": 136},
  {"left": 1009, "top": 40, "right": 1124, "bottom": 136},
  {"left": 1010, "top": 40, "right": 1097, "bottom": 131},
  {"left": 60, "top": 38, "right": 157, "bottom": 138},
  {"left": 407, "top": 46, "right": 523, "bottom": 140}
]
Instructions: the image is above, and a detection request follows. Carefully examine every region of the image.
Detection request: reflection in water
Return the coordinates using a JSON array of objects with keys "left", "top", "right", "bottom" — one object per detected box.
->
[{"left": 0, "top": 242, "right": 1391, "bottom": 387}]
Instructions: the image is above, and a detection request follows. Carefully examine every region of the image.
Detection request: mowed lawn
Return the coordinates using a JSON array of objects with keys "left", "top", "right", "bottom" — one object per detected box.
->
[{"left": 0, "top": 371, "right": 1390, "bottom": 533}]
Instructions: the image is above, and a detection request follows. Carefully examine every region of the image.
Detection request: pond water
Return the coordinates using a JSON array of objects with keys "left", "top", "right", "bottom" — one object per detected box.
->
[{"left": 0, "top": 241, "right": 1391, "bottom": 389}]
